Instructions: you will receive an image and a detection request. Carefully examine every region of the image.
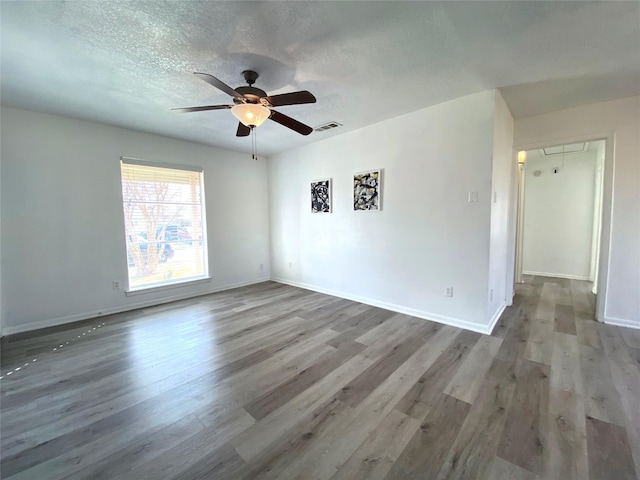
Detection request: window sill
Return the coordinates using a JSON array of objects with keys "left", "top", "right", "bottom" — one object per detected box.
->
[{"left": 125, "top": 277, "right": 212, "bottom": 297}]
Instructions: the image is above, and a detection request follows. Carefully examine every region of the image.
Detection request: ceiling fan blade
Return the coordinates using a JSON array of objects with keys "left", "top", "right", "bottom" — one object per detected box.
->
[
  {"left": 264, "top": 91, "right": 316, "bottom": 107},
  {"left": 269, "top": 110, "right": 313, "bottom": 136},
  {"left": 172, "top": 105, "right": 231, "bottom": 113},
  {"left": 236, "top": 122, "right": 251, "bottom": 137},
  {"left": 194, "top": 72, "right": 244, "bottom": 99}
]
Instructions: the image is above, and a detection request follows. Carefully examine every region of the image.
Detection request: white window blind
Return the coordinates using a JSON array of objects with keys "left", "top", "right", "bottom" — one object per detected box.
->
[{"left": 120, "top": 158, "right": 208, "bottom": 291}]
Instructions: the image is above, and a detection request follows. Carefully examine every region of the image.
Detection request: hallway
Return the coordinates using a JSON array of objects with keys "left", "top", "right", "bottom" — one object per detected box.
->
[{"left": 490, "top": 275, "right": 639, "bottom": 479}]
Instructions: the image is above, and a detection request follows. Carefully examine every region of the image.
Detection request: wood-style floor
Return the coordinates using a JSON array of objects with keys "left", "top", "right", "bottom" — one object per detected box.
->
[{"left": 1, "top": 276, "right": 639, "bottom": 479}]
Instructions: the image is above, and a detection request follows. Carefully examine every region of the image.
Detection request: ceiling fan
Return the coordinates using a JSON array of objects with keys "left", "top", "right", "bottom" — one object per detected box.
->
[{"left": 173, "top": 70, "right": 316, "bottom": 137}]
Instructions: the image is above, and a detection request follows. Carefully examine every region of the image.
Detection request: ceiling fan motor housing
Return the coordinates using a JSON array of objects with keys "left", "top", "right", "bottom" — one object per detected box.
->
[{"left": 234, "top": 86, "right": 268, "bottom": 104}]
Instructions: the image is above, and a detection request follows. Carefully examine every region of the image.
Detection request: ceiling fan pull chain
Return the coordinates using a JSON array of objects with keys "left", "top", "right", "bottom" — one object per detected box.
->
[{"left": 251, "top": 126, "right": 257, "bottom": 160}]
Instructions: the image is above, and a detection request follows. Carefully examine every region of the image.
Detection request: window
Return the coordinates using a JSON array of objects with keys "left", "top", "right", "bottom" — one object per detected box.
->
[{"left": 120, "top": 158, "right": 208, "bottom": 291}]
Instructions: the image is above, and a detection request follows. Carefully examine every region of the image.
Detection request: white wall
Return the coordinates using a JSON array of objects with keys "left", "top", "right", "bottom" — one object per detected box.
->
[
  {"left": 1, "top": 107, "right": 271, "bottom": 334},
  {"left": 0, "top": 109, "right": 3, "bottom": 335},
  {"left": 522, "top": 150, "right": 597, "bottom": 280},
  {"left": 488, "top": 91, "right": 515, "bottom": 326},
  {"left": 269, "top": 91, "right": 497, "bottom": 333},
  {"left": 514, "top": 96, "right": 640, "bottom": 328}
]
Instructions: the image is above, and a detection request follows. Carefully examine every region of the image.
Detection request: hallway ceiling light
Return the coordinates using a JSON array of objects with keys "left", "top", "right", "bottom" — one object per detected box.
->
[{"left": 518, "top": 151, "right": 527, "bottom": 164}]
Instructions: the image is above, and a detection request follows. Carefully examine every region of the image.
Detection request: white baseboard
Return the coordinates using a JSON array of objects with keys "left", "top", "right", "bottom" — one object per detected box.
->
[
  {"left": 603, "top": 316, "right": 640, "bottom": 330},
  {"left": 5, "top": 276, "right": 514, "bottom": 338},
  {"left": 487, "top": 303, "right": 507, "bottom": 335},
  {"left": 522, "top": 271, "right": 590, "bottom": 281},
  {"left": 2, "top": 278, "right": 270, "bottom": 336},
  {"left": 271, "top": 277, "right": 494, "bottom": 335}
]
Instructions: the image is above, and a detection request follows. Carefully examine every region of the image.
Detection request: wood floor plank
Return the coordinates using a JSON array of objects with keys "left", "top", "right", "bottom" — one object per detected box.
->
[
  {"left": 496, "top": 360, "right": 550, "bottom": 476},
  {"left": 354, "top": 313, "right": 422, "bottom": 346},
  {"left": 576, "top": 315, "right": 603, "bottom": 350},
  {"left": 570, "top": 280, "right": 594, "bottom": 316},
  {"left": 620, "top": 327, "right": 640, "bottom": 349},
  {"left": 545, "top": 388, "right": 589, "bottom": 480},
  {"left": 233, "top": 354, "right": 375, "bottom": 462},
  {"left": 549, "top": 332, "right": 584, "bottom": 396},
  {"left": 261, "top": 325, "right": 462, "bottom": 480},
  {"left": 443, "top": 335, "right": 502, "bottom": 404},
  {"left": 330, "top": 306, "right": 390, "bottom": 333},
  {"left": 535, "top": 282, "right": 556, "bottom": 321},
  {"left": 334, "top": 323, "right": 436, "bottom": 409},
  {"left": 486, "top": 456, "right": 539, "bottom": 480},
  {"left": 296, "top": 298, "right": 355, "bottom": 321},
  {"left": 53, "top": 414, "right": 208, "bottom": 480},
  {"left": 1, "top": 379, "right": 210, "bottom": 477},
  {"left": 358, "top": 318, "right": 441, "bottom": 362},
  {"left": 586, "top": 416, "right": 637, "bottom": 480},
  {"left": 579, "top": 343, "right": 627, "bottom": 427},
  {"left": 597, "top": 323, "right": 640, "bottom": 476},
  {"left": 1, "top": 277, "right": 635, "bottom": 480},
  {"left": 330, "top": 409, "right": 420, "bottom": 480},
  {"left": 244, "top": 340, "right": 366, "bottom": 420},
  {"left": 554, "top": 286, "right": 573, "bottom": 306},
  {"left": 436, "top": 357, "right": 517, "bottom": 480},
  {"left": 234, "top": 396, "right": 349, "bottom": 479},
  {"left": 555, "top": 304, "right": 577, "bottom": 335},
  {"left": 383, "top": 394, "right": 471, "bottom": 480},
  {"left": 2, "top": 390, "right": 212, "bottom": 479},
  {"left": 327, "top": 309, "right": 396, "bottom": 348},
  {"left": 629, "top": 346, "right": 640, "bottom": 369},
  {"left": 167, "top": 443, "right": 246, "bottom": 480},
  {"left": 524, "top": 317, "right": 555, "bottom": 366},
  {"left": 110, "top": 409, "right": 255, "bottom": 480},
  {"left": 1, "top": 367, "right": 195, "bottom": 460},
  {"left": 395, "top": 329, "right": 480, "bottom": 420},
  {"left": 494, "top": 304, "right": 531, "bottom": 364},
  {"left": 523, "top": 282, "right": 556, "bottom": 366}
]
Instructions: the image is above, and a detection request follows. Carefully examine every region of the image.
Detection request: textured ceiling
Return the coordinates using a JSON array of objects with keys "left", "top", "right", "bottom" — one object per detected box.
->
[{"left": 2, "top": 1, "right": 639, "bottom": 156}]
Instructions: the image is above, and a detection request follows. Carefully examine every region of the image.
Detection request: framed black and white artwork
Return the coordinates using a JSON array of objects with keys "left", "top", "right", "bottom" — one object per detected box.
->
[
  {"left": 311, "top": 178, "right": 332, "bottom": 213},
  {"left": 353, "top": 169, "right": 382, "bottom": 211}
]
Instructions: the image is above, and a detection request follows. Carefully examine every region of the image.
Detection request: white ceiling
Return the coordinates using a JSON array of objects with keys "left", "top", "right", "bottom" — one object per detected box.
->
[{"left": 2, "top": 1, "right": 639, "bottom": 156}]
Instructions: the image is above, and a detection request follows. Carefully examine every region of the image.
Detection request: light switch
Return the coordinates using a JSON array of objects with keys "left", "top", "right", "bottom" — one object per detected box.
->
[{"left": 468, "top": 191, "right": 478, "bottom": 203}]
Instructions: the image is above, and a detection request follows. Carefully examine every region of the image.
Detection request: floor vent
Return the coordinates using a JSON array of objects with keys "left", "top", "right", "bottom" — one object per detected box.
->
[{"left": 314, "top": 121, "right": 342, "bottom": 132}]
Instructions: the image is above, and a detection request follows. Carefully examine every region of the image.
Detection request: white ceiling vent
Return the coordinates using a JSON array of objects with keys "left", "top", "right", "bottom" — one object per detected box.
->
[{"left": 314, "top": 121, "right": 342, "bottom": 132}]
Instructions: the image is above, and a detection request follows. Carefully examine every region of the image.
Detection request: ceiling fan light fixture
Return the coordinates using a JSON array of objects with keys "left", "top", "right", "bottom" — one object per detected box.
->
[{"left": 231, "top": 103, "right": 270, "bottom": 127}]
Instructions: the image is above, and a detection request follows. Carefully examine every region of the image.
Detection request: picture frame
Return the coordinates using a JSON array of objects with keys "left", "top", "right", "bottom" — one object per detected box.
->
[
  {"left": 310, "top": 178, "right": 332, "bottom": 213},
  {"left": 353, "top": 169, "right": 382, "bottom": 211}
]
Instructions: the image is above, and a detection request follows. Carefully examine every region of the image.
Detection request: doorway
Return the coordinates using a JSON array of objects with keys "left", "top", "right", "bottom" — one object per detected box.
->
[{"left": 514, "top": 139, "right": 606, "bottom": 317}]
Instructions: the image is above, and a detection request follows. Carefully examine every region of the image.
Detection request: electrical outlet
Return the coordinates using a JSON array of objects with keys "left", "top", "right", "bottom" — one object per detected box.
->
[
  {"left": 259, "top": 263, "right": 264, "bottom": 271},
  {"left": 445, "top": 287, "right": 453, "bottom": 297},
  {"left": 112, "top": 281, "right": 120, "bottom": 290},
  {"left": 289, "top": 262, "right": 293, "bottom": 269}
]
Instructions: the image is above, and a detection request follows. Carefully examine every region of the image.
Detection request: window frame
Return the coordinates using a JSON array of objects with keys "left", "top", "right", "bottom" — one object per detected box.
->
[{"left": 120, "top": 157, "right": 210, "bottom": 294}]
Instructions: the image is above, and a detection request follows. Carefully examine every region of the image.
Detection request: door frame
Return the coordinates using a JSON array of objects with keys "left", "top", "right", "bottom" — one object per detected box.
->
[{"left": 511, "top": 132, "right": 614, "bottom": 322}]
